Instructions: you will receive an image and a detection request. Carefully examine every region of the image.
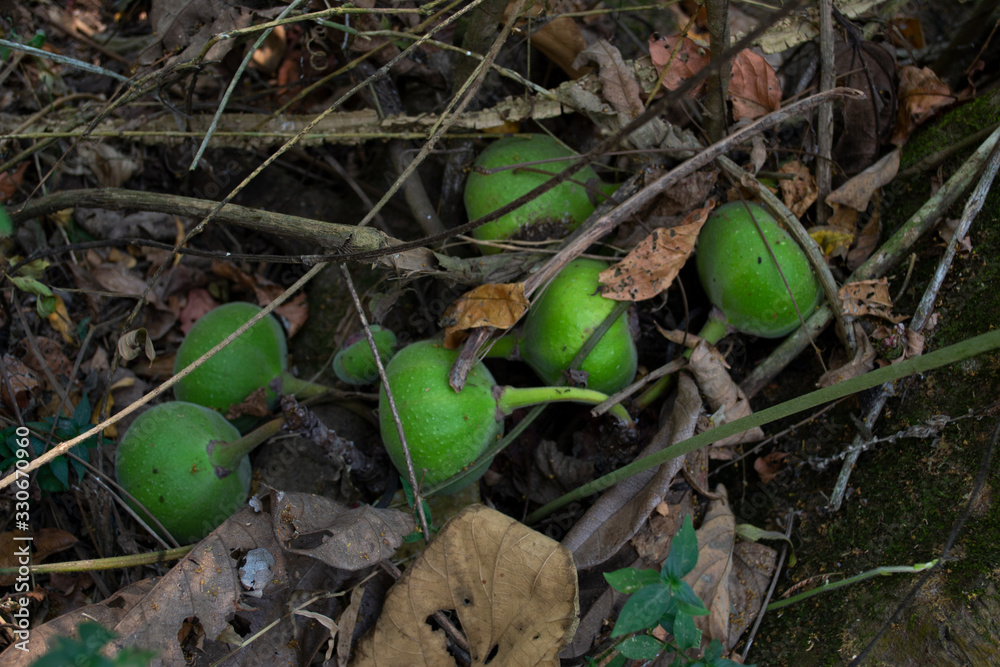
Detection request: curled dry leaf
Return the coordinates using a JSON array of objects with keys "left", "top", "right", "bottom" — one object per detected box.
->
[
  {"left": 647, "top": 33, "right": 709, "bottom": 95},
  {"left": 892, "top": 65, "right": 953, "bottom": 145},
  {"left": 847, "top": 212, "right": 882, "bottom": 270},
  {"left": 572, "top": 39, "right": 644, "bottom": 119},
  {"left": 840, "top": 278, "right": 905, "bottom": 322},
  {"left": 270, "top": 490, "right": 413, "bottom": 571},
  {"left": 117, "top": 328, "right": 156, "bottom": 363},
  {"left": 778, "top": 161, "right": 817, "bottom": 218},
  {"left": 728, "top": 49, "right": 782, "bottom": 121},
  {"left": 599, "top": 202, "right": 714, "bottom": 301},
  {"left": 754, "top": 451, "right": 789, "bottom": 484},
  {"left": 351, "top": 505, "right": 579, "bottom": 667},
  {"left": 826, "top": 148, "right": 900, "bottom": 212},
  {"left": 817, "top": 322, "right": 876, "bottom": 387},
  {"left": 687, "top": 342, "right": 764, "bottom": 451},
  {"left": 441, "top": 282, "right": 529, "bottom": 348}
]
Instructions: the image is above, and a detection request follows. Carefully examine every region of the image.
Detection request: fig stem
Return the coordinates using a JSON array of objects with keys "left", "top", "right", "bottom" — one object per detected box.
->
[
  {"left": 207, "top": 416, "right": 284, "bottom": 476},
  {"left": 279, "top": 371, "right": 331, "bottom": 398},
  {"left": 496, "top": 385, "right": 634, "bottom": 427}
]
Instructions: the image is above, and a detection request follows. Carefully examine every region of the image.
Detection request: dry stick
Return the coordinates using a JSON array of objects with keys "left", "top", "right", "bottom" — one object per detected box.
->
[
  {"left": 0, "top": 547, "right": 193, "bottom": 577},
  {"left": 816, "top": 0, "right": 836, "bottom": 225},
  {"left": 716, "top": 155, "right": 853, "bottom": 356},
  {"left": 703, "top": 0, "right": 731, "bottom": 144},
  {"left": 827, "top": 134, "right": 1000, "bottom": 511},
  {"left": 0, "top": 263, "right": 326, "bottom": 491},
  {"left": 741, "top": 123, "right": 1000, "bottom": 399},
  {"left": 338, "top": 264, "right": 430, "bottom": 542},
  {"left": 353, "top": 0, "right": 531, "bottom": 231}
]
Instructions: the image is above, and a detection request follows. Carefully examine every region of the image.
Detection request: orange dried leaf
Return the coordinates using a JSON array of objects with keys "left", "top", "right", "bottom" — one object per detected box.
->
[
  {"left": 778, "top": 161, "right": 817, "bottom": 218},
  {"left": 840, "top": 278, "right": 905, "bottom": 322},
  {"left": 729, "top": 49, "right": 781, "bottom": 120},
  {"left": 892, "top": 66, "right": 952, "bottom": 145},
  {"left": 647, "top": 33, "right": 709, "bottom": 95},
  {"left": 754, "top": 451, "right": 788, "bottom": 484},
  {"left": 442, "top": 282, "right": 529, "bottom": 344},
  {"left": 599, "top": 202, "right": 714, "bottom": 301}
]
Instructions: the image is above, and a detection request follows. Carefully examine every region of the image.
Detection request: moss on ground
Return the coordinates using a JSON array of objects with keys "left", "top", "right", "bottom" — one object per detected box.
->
[{"left": 745, "top": 96, "right": 1000, "bottom": 664}]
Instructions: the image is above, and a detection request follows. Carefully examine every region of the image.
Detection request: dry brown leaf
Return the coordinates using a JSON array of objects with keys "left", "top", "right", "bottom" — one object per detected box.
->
[
  {"left": 818, "top": 322, "right": 877, "bottom": 387},
  {"left": 778, "top": 161, "right": 817, "bottom": 218},
  {"left": 687, "top": 343, "right": 764, "bottom": 452},
  {"left": 826, "top": 148, "right": 900, "bottom": 212},
  {"left": 0, "top": 162, "right": 27, "bottom": 201},
  {"left": 270, "top": 490, "right": 413, "bottom": 570},
  {"left": 840, "top": 278, "right": 905, "bottom": 322},
  {"left": 599, "top": 203, "right": 713, "bottom": 301},
  {"left": 46, "top": 293, "right": 76, "bottom": 344},
  {"left": 727, "top": 540, "right": 776, "bottom": 646},
  {"left": 754, "top": 451, "right": 789, "bottom": 484},
  {"left": 527, "top": 16, "right": 588, "bottom": 79},
  {"left": 728, "top": 49, "right": 781, "bottom": 121},
  {"left": 684, "top": 486, "right": 735, "bottom": 646},
  {"left": 647, "top": 33, "right": 709, "bottom": 95},
  {"left": 892, "top": 65, "right": 953, "bottom": 145},
  {"left": 573, "top": 39, "right": 644, "bottom": 118},
  {"left": 847, "top": 211, "right": 882, "bottom": 270},
  {"left": 179, "top": 288, "right": 218, "bottom": 334},
  {"left": 1, "top": 354, "right": 37, "bottom": 411},
  {"left": 351, "top": 505, "right": 579, "bottom": 666},
  {"left": 938, "top": 218, "right": 973, "bottom": 255},
  {"left": 77, "top": 143, "right": 142, "bottom": 189},
  {"left": 442, "top": 282, "right": 529, "bottom": 348},
  {"left": 116, "top": 328, "right": 156, "bottom": 364}
]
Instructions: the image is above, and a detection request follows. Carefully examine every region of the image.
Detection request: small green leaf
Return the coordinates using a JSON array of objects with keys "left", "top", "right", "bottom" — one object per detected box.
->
[
  {"left": 673, "top": 580, "right": 709, "bottom": 616},
  {"left": 10, "top": 274, "right": 53, "bottom": 297},
  {"left": 604, "top": 567, "right": 661, "bottom": 593},
  {"left": 736, "top": 522, "right": 793, "bottom": 547},
  {"left": 618, "top": 634, "right": 664, "bottom": 660},
  {"left": 0, "top": 204, "right": 12, "bottom": 238},
  {"left": 704, "top": 638, "right": 723, "bottom": 661},
  {"left": 611, "top": 583, "right": 671, "bottom": 637},
  {"left": 36, "top": 294, "right": 57, "bottom": 318},
  {"left": 672, "top": 610, "right": 701, "bottom": 651},
  {"left": 662, "top": 515, "right": 699, "bottom": 579}
]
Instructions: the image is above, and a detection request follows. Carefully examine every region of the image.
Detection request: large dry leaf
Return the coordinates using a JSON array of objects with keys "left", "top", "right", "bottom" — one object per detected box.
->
[
  {"left": 647, "top": 33, "right": 709, "bottom": 95},
  {"left": 562, "top": 374, "right": 700, "bottom": 570},
  {"left": 573, "top": 40, "right": 644, "bottom": 119},
  {"left": 351, "top": 505, "right": 579, "bottom": 666},
  {"left": 270, "top": 490, "right": 413, "bottom": 570},
  {"left": 684, "top": 487, "right": 736, "bottom": 645},
  {"left": 891, "top": 65, "right": 953, "bottom": 145},
  {"left": 728, "top": 49, "right": 781, "bottom": 121},
  {"left": 687, "top": 343, "right": 764, "bottom": 451},
  {"left": 832, "top": 40, "right": 897, "bottom": 175},
  {"left": 140, "top": 0, "right": 256, "bottom": 65},
  {"left": 442, "top": 282, "right": 529, "bottom": 348},
  {"left": 599, "top": 203, "right": 713, "bottom": 301},
  {"left": 826, "top": 148, "right": 900, "bottom": 212}
]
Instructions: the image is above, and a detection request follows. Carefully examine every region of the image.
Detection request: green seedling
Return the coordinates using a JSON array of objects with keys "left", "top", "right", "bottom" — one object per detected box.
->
[
  {"left": 333, "top": 325, "right": 397, "bottom": 384},
  {"left": 464, "top": 134, "right": 615, "bottom": 253},
  {"left": 379, "top": 340, "right": 633, "bottom": 493},
  {"left": 520, "top": 258, "right": 637, "bottom": 395}
]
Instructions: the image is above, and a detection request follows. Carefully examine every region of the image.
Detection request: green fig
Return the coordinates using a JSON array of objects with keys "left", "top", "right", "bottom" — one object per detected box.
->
[
  {"left": 115, "top": 401, "right": 251, "bottom": 544},
  {"left": 379, "top": 340, "right": 632, "bottom": 493},
  {"left": 519, "top": 258, "right": 637, "bottom": 395},
  {"left": 333, "top": 326, "right": 397, "bottom": 385},
  {"left": 464, "top": 134, "right": 614, "bottom": 253},
  {"left": 696, "top": 202, "right": 822, "bottom": 342}
]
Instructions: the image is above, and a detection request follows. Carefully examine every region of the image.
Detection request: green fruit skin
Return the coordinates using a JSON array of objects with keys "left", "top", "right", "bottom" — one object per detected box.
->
[
  {"left": 464, "top": 135, "right": 607, "bottom": 254},
  {"left": 379, "top": 340, "right": 502, "bottom": 492},
  {"left": 696, "top": 202, "right": 822, "bottom": 338},
  {"left": 174, "top": 302, "right": 287, "bottom": 416},
  {"left": 333, "top": 326, "right": 397, "bottom": 385},
  {"left": 520, "top": 258, "right": 638, "bottom": 395},
  {"left": 115, "top": 401, "right": 250, "bottom": 544}
]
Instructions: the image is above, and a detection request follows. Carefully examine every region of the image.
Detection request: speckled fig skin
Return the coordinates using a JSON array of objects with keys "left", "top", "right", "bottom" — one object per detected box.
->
[
  {"left": 333, "top": 325, "right": 397, "bottom": 385},
  {"left": 519, "top": 258, "right": 638, "bottom": 395},
  {"left": 696, "top": 202, "right": 822, "bottom": 338},
  {"left": 464, "top": 135, "right": 612, "bottom": 253},
  {"left": 379, "top": 341, "right": 502, "bottom": 492},
  {"left": 115, "top": 401, "right": 250, "bottom": 544},
  {"left": 174, "top": 302, "right": 287, "bottom": 417}
]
